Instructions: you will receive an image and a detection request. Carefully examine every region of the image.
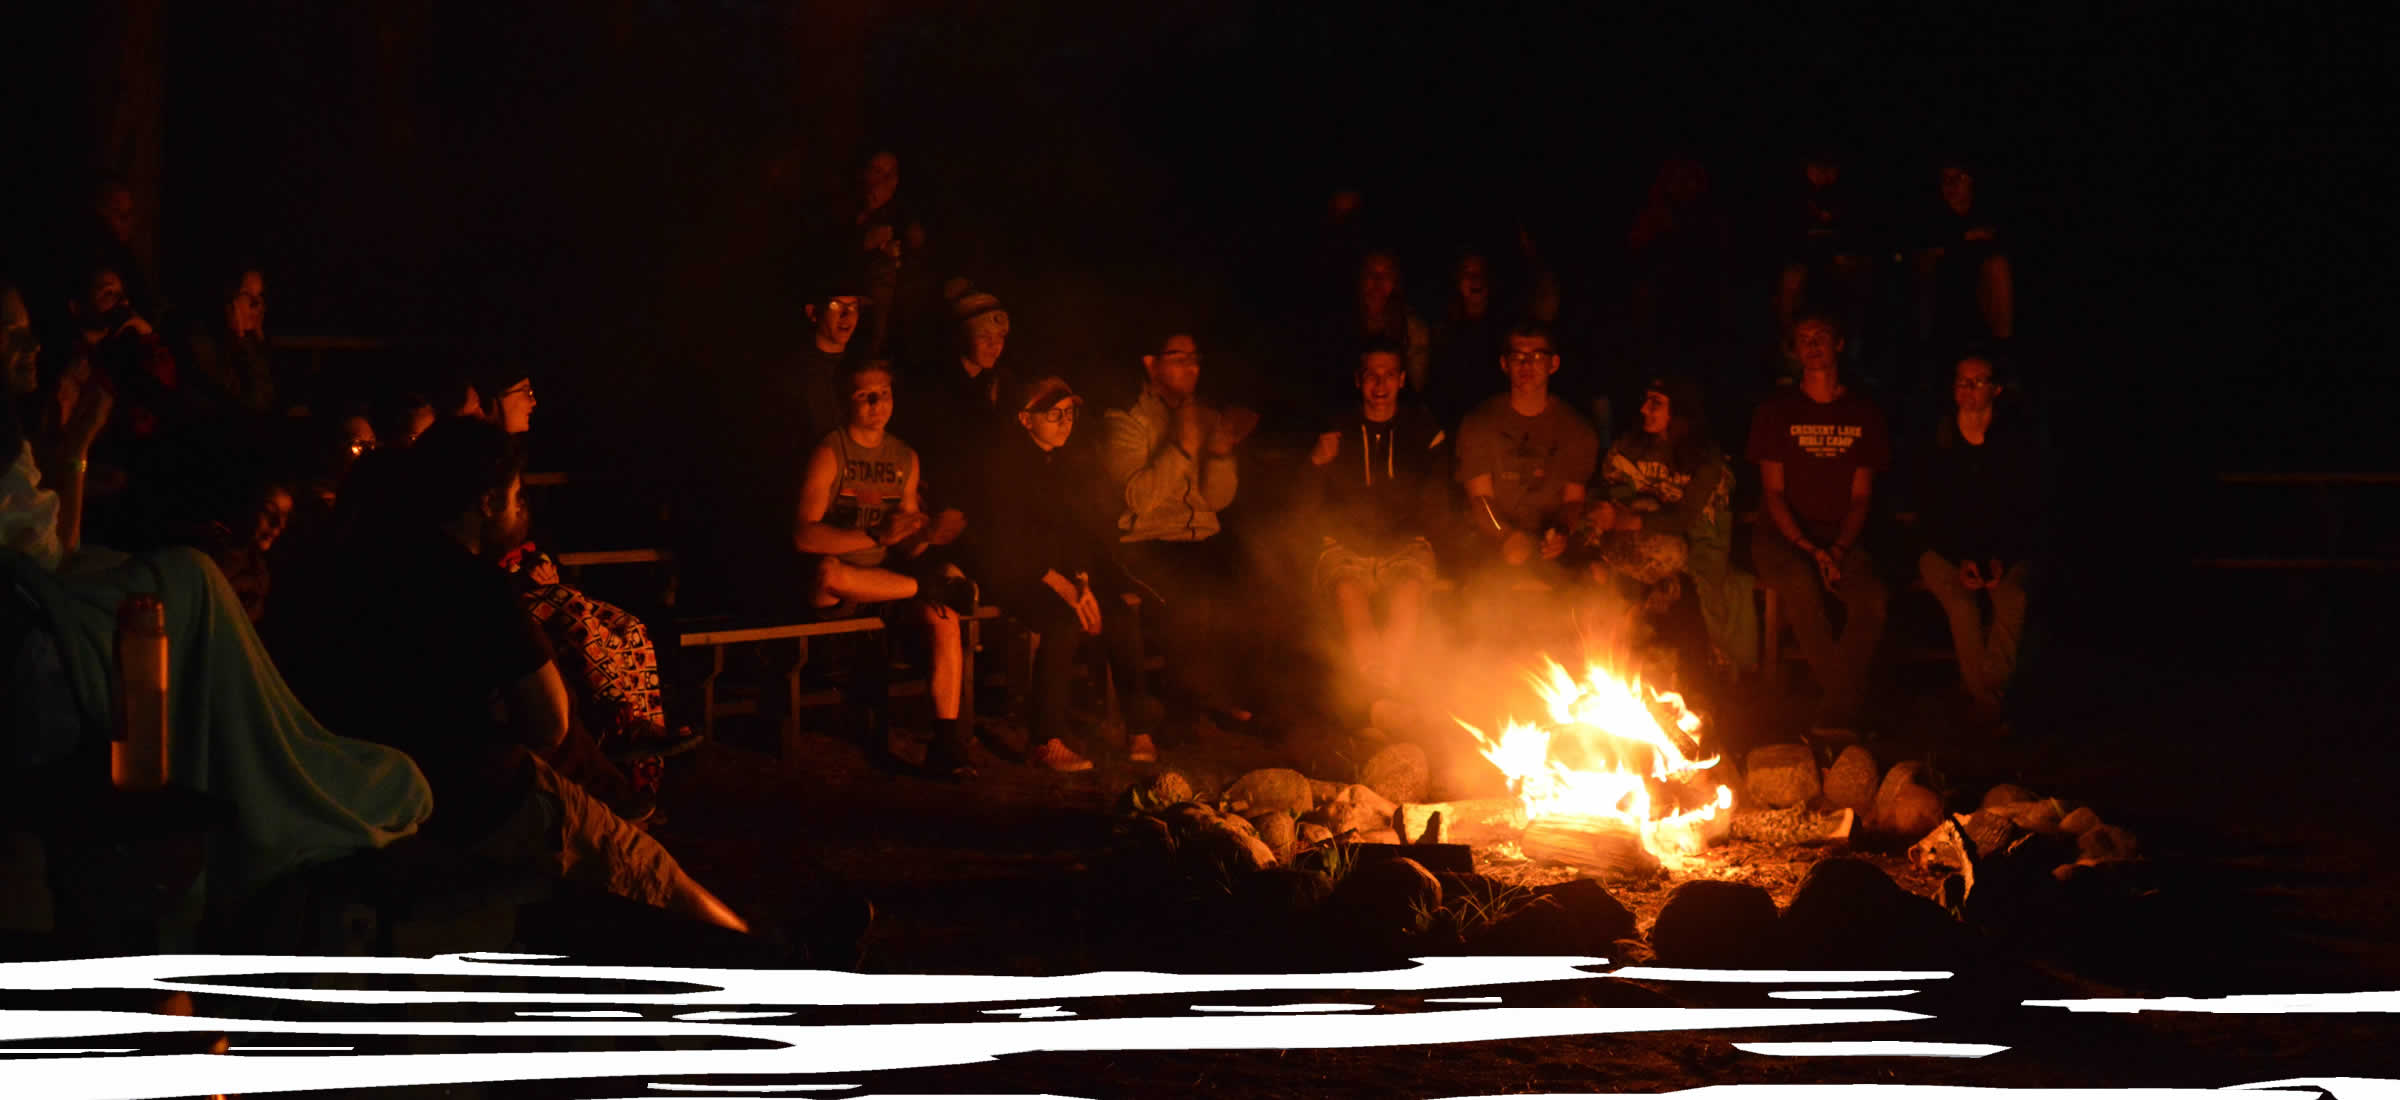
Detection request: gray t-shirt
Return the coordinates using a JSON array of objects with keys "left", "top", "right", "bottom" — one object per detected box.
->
[
  {"left": 820, "top": 429, "right": 917, "bottom": 568},
  {"left": 1456, "top": 393, "right": 1600, "bottom": 533}
]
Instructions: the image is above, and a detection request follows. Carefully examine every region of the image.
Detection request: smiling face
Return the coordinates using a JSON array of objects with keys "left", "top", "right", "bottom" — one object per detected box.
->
[
  {"left": 808, "top": 295, "right": 861, "bottom": 348},
  {"left": 1357, "top": 351, "right": 1406, "bottom": 420},
  {"left": 81, "top": 270, "right": 127, "bottom": 330},
  {"left": 252, "top": 486, "right": 294, "bottom": 551},
  {"left": 1143, "top": 334, "right": 1201, "bottom": 402}
]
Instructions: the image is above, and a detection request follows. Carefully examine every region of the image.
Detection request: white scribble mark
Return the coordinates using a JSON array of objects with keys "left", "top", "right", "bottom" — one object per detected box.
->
[
  {"left": 1426, "top": 996, "right": 1504, "bottom": 1004},
  {"left": 1768, "top": 990, "right": 1921, "bottom": 1000},
  {"left": 230, "top": 1046, "right": 355, "bottom": 1052},
  {"left": 2228, "top": 1078, "right": 2400, "bottom": 1100},
  {"left": 978, "top": 1007, "right": 1075, "bottom": 1018},
  {"left": 645, "top": 1085, "right": 861, "bottom": 1093},
  {"left": 1609, "top": 967, "right": 1953, "bottom": 983},
  {"left": 1187, "top": 1003, "right": 1376, "bottom": 1013},
  {"left": 0, "top": 1048, "right": 139, "bottom": 1054},
  {"left": 1733, "top": 1041, "right": 2007, "bottom": 1057},
  {"left": 516, "top": 1010, "right": 645, "bottom": 1018},
  {"left": 676, "top": 1012, "right": 797, "bottom": 1022},
  {"left": 2027, "top": 992, "right": 2400, "bottom": 1015}
]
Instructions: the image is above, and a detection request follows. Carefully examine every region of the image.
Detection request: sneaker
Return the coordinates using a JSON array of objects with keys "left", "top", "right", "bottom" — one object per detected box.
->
[
  {"left": 1126, "top": 733, "right": 1157, "bottom": 763},
  {"left": 1029, "top": 738, "right": 1094, "bottom": 772}
]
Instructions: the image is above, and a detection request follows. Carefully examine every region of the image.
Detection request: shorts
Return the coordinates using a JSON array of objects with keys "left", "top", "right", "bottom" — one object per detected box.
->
[
  {"left": 1313, "top": 536, "right": 1437, "bottom": 599},
  {"left": 468, "top": 751, "right": 691, "bottom": 911},
  {"left": 1593, "top": 531, "right": 1690, "bottom": 586}
]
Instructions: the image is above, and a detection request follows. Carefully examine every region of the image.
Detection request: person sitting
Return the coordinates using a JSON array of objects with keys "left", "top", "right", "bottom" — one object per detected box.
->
[
  {"left": 1582, "top": 376, "right": 1756, "bottom": 684},
  {"left": 183, "top": 266, "right": 276, "bottom": 417},
  {"left": 1904, "top": 351, "right": 2048, "bottom": 716},
  {"left": 4, "top": 381, "right": 433, "bottom": 921},
  {"left": 1454, "top": 323, "right": 1598, "bottom": 604},
  {"left": 1426, "top": 250, "right": 1501, "bottom": 436},
  {"left": 903, "top": 281, "right": 1018, "bottom": 533},
  {"left": 1745, "top": 312, "right": 1893, "bottom": 737},
  {"left": 269, "top": 416, "right": 751, "bottom": 932},
  {"left": 199, "top": 476, "right": 294, "bottom": 625},
  {"left": 793, "top": 358, "right": 978, "bottom": 776},
  {"left": 971, "top": 375, "right": 1162, "bottom": 771},
  {"left": 1309, "top": 345, "right": 1447, "bottom": 711},
  {"left": 1101, "top": 332, "right": 1262, "bottom": 727},
  {"left": 1334, "top": 251, "right": 1430, "bottom": 416}
]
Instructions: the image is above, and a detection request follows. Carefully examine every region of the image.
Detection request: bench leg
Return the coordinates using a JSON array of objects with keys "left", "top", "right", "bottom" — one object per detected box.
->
[
  {"left": 962, "top": 613, "right": 980, "bottom": 729},
  {"left": 1762, "top": 587, "right": 1782, "bottom": 690},
  {"left": 782, "top": 638, "right": 808, "bottom": 770},
  {"left": 699, "top": 645, "right": 725, "bottom": 741}
]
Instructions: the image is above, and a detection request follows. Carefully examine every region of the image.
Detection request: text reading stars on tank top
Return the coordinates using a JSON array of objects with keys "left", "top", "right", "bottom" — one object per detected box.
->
[{"left": 824, "top": 430, "right": 914, "bottom": 567}]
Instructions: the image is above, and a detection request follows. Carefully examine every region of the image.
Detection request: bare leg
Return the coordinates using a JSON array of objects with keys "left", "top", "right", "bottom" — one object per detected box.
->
[
  {"left": 817, "top": 559, "right": 921, "bottom": 607},
  {"left": 919, "top": 601, "right": 962, "bottom": 721},
  {"left": 1333, "top": 579, "right": 1377, "bottom": 676},
  {"left": 1383, "top": 577, "right": 1426, "bottom": 683}
]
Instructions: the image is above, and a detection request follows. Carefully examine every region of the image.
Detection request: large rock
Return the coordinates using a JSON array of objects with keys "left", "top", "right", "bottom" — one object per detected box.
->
[
  {"left": 1871, "top": 762, "right": 1945, "bottom": 836},
  {"left": 1880, "top": 783, "right": 1947, "bottom": 840},
  {"left": 1982, "top": 783, "right": 2040, "bottom": 809},
  {"left": 1986, "top": 799, "right": 2067, "bottom": 834},
  {"left": 1180, "top": 821, "right": 1277, "bottom": 877},
  {"left": 1329, "top": 856, "right": 1444, "bottom": 948},
  {"left": 1297, "top": 822, "right": 1333, "bottom": 849},
  {"left": 1783, "top": 857, "right": 1961, "bottom": 968},
  {"left": 1745, "top": 744, "right": 1821, "bottom": 809},
  {"left": 2059, "top": 807, "right": 2105, "bottom": 836},
  {"left": 1474, "top": 878, "right": 1637, "bottom": 956},
  {"left": 1359, "top": 743, "right": 1432, "bottom": 806},
  {"left": 1236, "top": 867, "right": 1334, "bottom": 922},
  {"left": 1247, "top": 812, "right": 1299, "bottom": 862},
  {"left": 1225, "top": 768, "right": 1316, "bottom": 815},
  {"left": 1118, "top": 771, "right": 1196, "bottom": 815},
  {"left": 1822, "top": 746, "right": 1880, "bottom": 812},
  {"left": 1317, "top": 784, "right": 1401, "bottom": 838},
  {"left": 2078, "top": 824, "right": 2140, "bottom": 863},
  {"left": 1648, "top": 879, "right": 1782, "bottom": 968}
]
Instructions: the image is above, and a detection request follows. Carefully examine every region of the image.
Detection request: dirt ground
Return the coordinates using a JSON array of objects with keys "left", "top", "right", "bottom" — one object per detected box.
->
[{"left": 615, "top": 653, "right": 2400, "bottom": 1099}]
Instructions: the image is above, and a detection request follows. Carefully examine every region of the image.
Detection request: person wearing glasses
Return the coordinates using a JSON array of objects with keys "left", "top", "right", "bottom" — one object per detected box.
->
[
  {"left": 184, "top": 267, "right": 277, "bottom": 417},
  {"left": 791, "top": 277, "right": 871, "bottom": 446},
  {"left": 1746, "top": 312, "right": 1892, "bottom": 738},
  {"left": 1102, "top": 333, "right": 1261, "bottom": 727},
  {"left": 1454, "top": 323, "right": 1598, "bottom": 590},
  {"left": 1899, "top": 350, "right": 2047, "bottom": 719},
  {"left": 971, "top": 375, "right": 1160, "bottom": 769}
]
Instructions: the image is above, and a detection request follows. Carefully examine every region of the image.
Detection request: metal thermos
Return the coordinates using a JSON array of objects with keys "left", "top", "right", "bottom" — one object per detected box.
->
[{"left": 111, "top": 594, "right": 169, "bottom": 791}]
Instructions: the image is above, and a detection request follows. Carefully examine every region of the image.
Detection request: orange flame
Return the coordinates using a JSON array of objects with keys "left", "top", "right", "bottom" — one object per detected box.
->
[{"left": 1456, "top": 656, "right": 1732, "bottom": 861}]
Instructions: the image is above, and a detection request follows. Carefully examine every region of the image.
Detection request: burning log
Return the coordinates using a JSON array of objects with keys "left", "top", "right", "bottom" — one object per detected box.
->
[
  {"left": 1518, "top": 814, "right": 1662, "bottom": 881},
  {"left": 1398, "top": 797, "right": 1529, "bottom": 848}
]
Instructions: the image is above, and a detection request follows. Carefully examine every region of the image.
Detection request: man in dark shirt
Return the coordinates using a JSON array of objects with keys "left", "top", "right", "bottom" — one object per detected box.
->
[
  {"left": 275, "top": 417, "right": 751, "bottom": 932},
  {"left": 1311, "top": 345, "right": 1448, "bottom": 704},
  {"left": 1903, "top": 352, "right": 2047, "bottom": 711},
  {"left": 1746, "top": 313, "right": 1892, "bottom": 733}
]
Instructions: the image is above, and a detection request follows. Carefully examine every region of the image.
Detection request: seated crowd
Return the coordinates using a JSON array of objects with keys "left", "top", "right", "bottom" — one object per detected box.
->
[{"left": 2, "top": 147, "right": 2051, "bottom": 957}]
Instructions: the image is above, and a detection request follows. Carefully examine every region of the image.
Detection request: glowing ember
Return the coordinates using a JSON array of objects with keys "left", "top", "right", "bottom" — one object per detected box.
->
[{"left": 1455, "top": 655, "right": 1733, "bottom": 864}]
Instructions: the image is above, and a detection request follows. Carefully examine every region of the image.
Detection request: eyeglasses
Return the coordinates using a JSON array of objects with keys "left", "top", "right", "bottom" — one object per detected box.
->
[
  {"left": 1157, "top": 350, "right": 1201, "bottom": 365},
  {"left": 1504, "top": 350, "right": 1553, "bottom": 364},
  {"left": 503, "top": 381, "right": 536, "bottom": 400},
  {"left": 1030, "top": 405, "right": 1078, "bottom": 425}
]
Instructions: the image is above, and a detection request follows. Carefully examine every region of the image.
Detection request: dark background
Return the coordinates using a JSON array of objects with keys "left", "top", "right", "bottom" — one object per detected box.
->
[{"left": 4, "top": 2, "right": 2391, "bottom": 710}]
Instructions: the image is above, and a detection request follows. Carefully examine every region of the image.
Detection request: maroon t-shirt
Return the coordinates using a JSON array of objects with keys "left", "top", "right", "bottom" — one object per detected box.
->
[{"left": 1745, "top": 387, "right": 1891, "bottom": 539}]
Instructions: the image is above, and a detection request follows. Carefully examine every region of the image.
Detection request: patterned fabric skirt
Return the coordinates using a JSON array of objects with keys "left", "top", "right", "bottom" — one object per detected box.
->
[{"left": 523, "top": 583, "right": 669, "bottom": 792}]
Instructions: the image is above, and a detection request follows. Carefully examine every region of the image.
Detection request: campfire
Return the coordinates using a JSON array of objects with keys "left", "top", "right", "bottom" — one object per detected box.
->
[{"left": 1450, "top": 655, "right": 1733, "bottom": 878}]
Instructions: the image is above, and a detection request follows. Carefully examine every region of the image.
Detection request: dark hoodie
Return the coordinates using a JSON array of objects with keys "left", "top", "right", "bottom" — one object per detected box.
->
[{"left": 1316, "top": 400, "right": 1450, "bottom": 555}]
